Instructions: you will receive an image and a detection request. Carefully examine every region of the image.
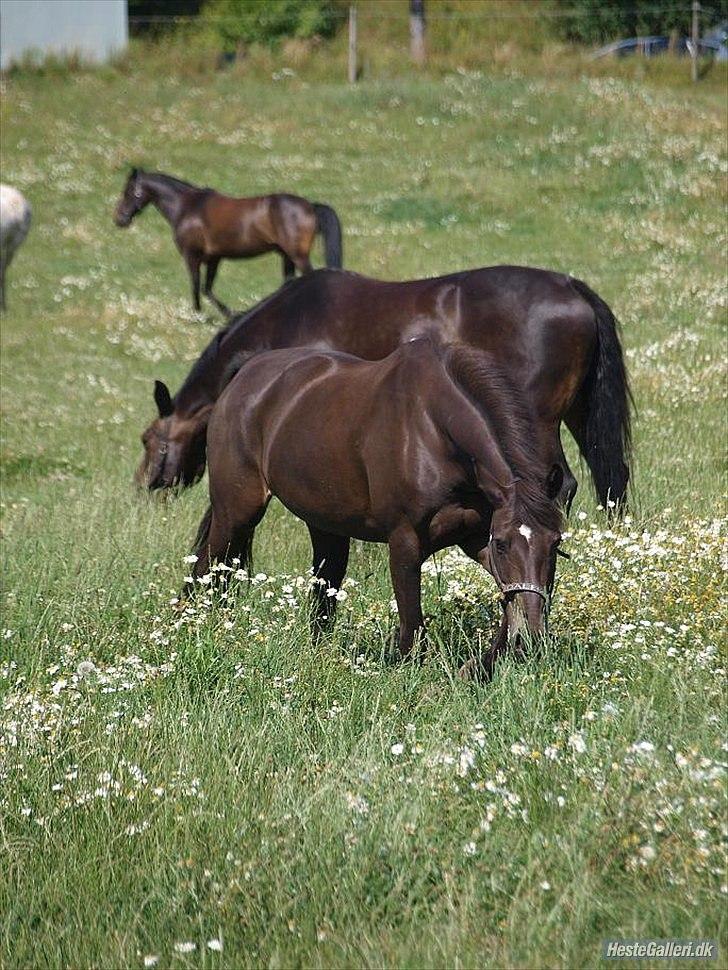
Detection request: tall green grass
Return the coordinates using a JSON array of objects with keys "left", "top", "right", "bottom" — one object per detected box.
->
[{"left": 1, "top": 51, "right": 725, "bottom": 969}]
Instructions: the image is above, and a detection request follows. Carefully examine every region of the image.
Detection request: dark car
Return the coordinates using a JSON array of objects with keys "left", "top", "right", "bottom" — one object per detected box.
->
[{"left": 592, "top": 26, "right": 727, "bottom": 59}]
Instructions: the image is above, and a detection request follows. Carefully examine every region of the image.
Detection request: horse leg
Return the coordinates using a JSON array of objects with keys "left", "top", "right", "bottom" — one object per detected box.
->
[
  {"left": 185, "top": 486, "right": 270, "bottom": 597},
  {"left": 184, "top": 508, "right": 235, "bottom": 596},
  {"left": 281, "top": 254, "right": 296, "bottom": 281},
  {"left": 293, "top": 254, "right": 314, "bottom": 274},
  {"left": 0, "top": 252, "right": 8, "bottom": 312},
  {"left": 307, "top": 526, "right": 350, "bottom": 636},
  {"left": 185, "top": 252, "right": 202, "bottom": 312},
  {"left": 388, "top": 528, "right": 424, "bottom": 659},
  {"left": 203, "top": 258, "right": 231, "bottom": 318},
  {"left": 282, "top": 250, "right": 313, "bottom": 276}
]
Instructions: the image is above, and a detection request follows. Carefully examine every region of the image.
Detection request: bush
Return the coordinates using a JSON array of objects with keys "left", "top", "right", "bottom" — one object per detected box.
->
[
  {"left": 202, "top": 0, "right": 342, "bottom": 52},
  {"left": 552, "top": 0, "right": 728, "bottom": 45}
]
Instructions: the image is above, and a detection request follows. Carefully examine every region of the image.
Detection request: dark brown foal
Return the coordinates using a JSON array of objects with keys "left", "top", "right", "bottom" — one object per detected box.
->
[
  {"left": 114, "top": 168, "right": 342, "bottom": 317},
  {"left": 188, "top": 340, "right": 564, "bottom": 675}
]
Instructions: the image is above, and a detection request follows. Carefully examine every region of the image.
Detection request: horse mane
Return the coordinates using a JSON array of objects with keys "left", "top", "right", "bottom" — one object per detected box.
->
[
  {"left": 174, "top": 279, "right": 302, "bottom": 408},
  {"left": 177, "top": 323, "right": 230, "bottom": 399},
  {"left": 144, "top": 171, "right": 203, "bottom": 192},
  {"left": 443, "top": 345, "right": 563, "bottom": 531}
]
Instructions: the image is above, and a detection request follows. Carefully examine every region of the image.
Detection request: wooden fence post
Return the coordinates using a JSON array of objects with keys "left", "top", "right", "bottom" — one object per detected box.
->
[
  {"left": 409, "top": 0, "right": 426, "bottom": 66},
  {"left": 691, "top": 0, "right": 700, "bottom": 82},
  {"left": 348, "top": 4, "right": 357, "bottom": 84}
]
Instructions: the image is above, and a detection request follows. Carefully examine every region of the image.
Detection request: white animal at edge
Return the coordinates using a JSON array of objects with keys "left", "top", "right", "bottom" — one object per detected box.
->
[{"left": 0, "top": 184, "right": 31, "bottom": 311}]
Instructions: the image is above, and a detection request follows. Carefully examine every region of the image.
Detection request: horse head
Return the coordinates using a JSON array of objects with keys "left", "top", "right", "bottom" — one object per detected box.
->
[
  {"left": 114, "top": 167, "right": 150, "bottom": 227},
  {"left": 135, "top": 380, "right": 208, "bottom": 492},
  {"left": 485, "top": 464, "right": 565, "bottom": 650}
]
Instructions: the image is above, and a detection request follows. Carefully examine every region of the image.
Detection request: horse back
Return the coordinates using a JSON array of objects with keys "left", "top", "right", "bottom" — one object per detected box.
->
[
  {"left": 191, "top": 192, "right": 315, "bottom": 258},
  {"left": 209, "top": 344, "right": 471, "bottom": 539}
]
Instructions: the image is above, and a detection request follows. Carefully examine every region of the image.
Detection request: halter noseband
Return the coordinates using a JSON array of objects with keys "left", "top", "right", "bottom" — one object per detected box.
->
[
  {"left": 497, "top": 581, "right": 549, "bottom": 602},
  {"left": 486, "top": 539, "right": 550, "bottom": 605}
]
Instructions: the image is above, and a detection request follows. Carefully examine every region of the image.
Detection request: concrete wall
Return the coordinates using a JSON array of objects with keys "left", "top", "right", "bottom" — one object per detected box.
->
[{"left": 0, "top": 0, "right": 128, "bottom": 69}]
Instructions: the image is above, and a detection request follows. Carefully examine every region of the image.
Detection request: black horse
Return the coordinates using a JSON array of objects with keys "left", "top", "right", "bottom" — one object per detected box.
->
[{"left": 136, "top": 267, "right": 632, "bottom": 512}]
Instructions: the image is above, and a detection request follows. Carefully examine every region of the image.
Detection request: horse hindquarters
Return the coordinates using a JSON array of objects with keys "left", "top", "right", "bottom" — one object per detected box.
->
[{"left": 271, "top": 196, "right": 316, "bottom": 276}]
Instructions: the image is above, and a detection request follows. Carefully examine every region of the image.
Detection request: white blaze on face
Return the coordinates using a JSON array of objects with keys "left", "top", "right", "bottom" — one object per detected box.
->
[{"left": 518, "top": 523, "right": 533, "bottom": 544}]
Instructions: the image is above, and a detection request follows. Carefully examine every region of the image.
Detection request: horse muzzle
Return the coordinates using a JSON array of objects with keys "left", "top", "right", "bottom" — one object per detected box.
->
[{"left": 504, "top": 589, "right": 548, "bottom": 649}]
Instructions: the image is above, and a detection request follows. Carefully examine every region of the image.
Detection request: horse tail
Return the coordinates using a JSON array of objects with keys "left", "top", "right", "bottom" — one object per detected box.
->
[
  {"left": 313, "top": 202, "right": 343, "bottom": 268},
  {"left": 569, "top": 277, "right": 633, "bottom": 510},
  {"left": 192, "top": 504, "right": 214, "bottom": 559}
]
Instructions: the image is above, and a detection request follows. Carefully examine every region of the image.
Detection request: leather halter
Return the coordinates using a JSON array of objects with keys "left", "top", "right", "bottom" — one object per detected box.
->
[
  {"left": 486, "top": 540, "right": 550, "bottom": 605},
  {"left": 498, "top": 581, "right": 549, "bottom": 603}
]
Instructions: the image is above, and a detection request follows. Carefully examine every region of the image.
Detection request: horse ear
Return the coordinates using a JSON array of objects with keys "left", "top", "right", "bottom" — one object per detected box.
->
[
  {"left": 154, "top": 380, "right": 173, "bottom": 417},
  {"left": 545, "top": 463, "right": 563, "bottom": 500},
  {"left": 130, "top": 166, "right": 138, "bottom": 179}
]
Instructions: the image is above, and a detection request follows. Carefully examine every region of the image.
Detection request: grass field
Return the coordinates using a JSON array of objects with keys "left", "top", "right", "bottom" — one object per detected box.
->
[{"left": 1, "top": 50, "right": 726, "bottom": 969}]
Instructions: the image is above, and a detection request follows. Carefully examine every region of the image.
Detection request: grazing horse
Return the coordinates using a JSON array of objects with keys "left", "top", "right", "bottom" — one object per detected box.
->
[
  {"left": 136, "top": 267, "right": 632, "bottom": 512},
  {"left": 0, "top": 184, "right": 31, "bottom": 312},
  {"left": 188, "top": 339, "right": 564, "bottom": 677},
  {"left": 113, "top": 168, "right": 343, "bottom": 317}
]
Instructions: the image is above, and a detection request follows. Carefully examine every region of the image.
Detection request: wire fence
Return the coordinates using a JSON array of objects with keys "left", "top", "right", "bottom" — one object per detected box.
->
[
  {"left": 127, "top": 2, "right": 722, "bottom": 84},
  {"left": 129, "top": 4, "right": 703, "bottom": 25}
]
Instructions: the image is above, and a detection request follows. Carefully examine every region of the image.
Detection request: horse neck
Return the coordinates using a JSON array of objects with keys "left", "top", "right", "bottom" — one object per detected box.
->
[
  {"left": 174, "top": 294, "right": 281, "bottom": 419},
  {"left": 173, "top": 336, "right": 236, "bottom": 418},
  {"left": 174, "top": 381, "right": 216, "bottom": 423},
  {"left": 141, "top": 174, "right": 191, "bottom": 225},
  {"left": 443, "top": 345, "right": 542, "bottom": 490}
]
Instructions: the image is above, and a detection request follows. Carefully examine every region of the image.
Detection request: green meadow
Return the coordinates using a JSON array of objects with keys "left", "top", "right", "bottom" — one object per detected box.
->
[{"left": 1, "top": 44, "right": 726, "bottom": 970}]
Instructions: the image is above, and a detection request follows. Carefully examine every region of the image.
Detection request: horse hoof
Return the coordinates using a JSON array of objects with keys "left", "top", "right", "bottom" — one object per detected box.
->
[
  {"left": 457, "top": 655, "right": 494, "bottom": 682},
  {"left": 457, "top": 659, "right": 477, "bottom": 681}
]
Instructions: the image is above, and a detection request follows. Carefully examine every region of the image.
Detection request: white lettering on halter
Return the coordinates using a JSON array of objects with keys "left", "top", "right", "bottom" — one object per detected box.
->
[{"left": 518, "top": 523, "right": 533, "bottom": 544}]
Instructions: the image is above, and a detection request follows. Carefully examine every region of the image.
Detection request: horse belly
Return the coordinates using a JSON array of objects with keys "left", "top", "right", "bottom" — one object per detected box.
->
[
  {"left": 213, "top": 226, "right": 273, "bottom": 259},
  {"left": 265, "top": 434, "right": 380, "bottom": 541}
]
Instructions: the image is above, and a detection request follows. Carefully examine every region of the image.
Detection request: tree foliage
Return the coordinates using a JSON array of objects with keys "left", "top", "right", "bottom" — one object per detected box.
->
[
  {"left": 552, "top": 0, "right": 728, "bottom": 45},
  {"left": 201, "top": 0, "right": 342, "bottom": 51}
]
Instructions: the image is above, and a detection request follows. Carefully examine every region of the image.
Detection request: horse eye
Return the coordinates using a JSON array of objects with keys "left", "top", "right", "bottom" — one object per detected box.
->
[{"left": 495, "top": 539, "right": 508, "bottom": 554}]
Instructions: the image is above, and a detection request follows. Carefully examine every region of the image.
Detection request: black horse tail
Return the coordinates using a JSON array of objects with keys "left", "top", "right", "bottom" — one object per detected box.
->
[
  {"left": 190, "top": 504, "right": 254, "bottom": 576},
  {"left": 569, "top": 277, "right": 633, "bottom": 510},
  {"left": 313, "top": 202, "right": 343, "bottom": 268}
]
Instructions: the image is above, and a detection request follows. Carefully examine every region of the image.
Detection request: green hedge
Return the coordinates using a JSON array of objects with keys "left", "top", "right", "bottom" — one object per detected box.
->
[{"left": 202, "top": 0, "right": 342, "bottom": 52}]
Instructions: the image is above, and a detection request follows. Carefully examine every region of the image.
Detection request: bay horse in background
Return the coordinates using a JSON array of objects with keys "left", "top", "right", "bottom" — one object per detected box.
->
[
  {"left": 113, "top": 168, "right": 343, "bottom": 318},
  {"left": 136, "top": 267, "right": 632, "bottom": 513},
  {"left": 188, "top": 338, "right": 565, "bottom": 678}
]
